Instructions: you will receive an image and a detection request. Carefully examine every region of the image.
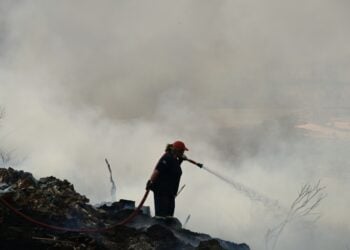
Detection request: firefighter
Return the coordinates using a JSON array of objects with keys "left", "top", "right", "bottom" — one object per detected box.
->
[{"left": 146, "top": 141, "right": 188, "bottom": 217}]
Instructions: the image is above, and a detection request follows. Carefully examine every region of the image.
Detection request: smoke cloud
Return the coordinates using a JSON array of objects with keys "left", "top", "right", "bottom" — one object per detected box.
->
[{"left": 1, "top": 1, "right": 350, "bottom": 249}]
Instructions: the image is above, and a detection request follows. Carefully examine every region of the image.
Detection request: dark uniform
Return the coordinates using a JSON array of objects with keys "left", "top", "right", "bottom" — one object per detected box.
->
[{"left": 152, "top": 152, "right": 183, "bottom": 216}]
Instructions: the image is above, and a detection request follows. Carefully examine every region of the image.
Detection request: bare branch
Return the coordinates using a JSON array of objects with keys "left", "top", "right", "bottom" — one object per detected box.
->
[
  {"left": 105, "top": 158, "right": 117, "bottom": 201},
  {"left": 265, "top": 180, "right": 326, "bottom": 250},
  {"left": 0, "top": 149, "right": 13, "bottom": 165},
  {"left": 183, "top": 214, "right": 191, "bottom": 228},
  {"left": 176, "top": 184, "right": 186, "bottom": 197},
  {"left": 0, "top": 107, "right": 4, "bottom": 120}
]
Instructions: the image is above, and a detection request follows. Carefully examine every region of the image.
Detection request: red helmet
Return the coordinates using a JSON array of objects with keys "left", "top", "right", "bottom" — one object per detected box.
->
[{"left": 172, "top": 140, "right": 189, "bottom": 151}]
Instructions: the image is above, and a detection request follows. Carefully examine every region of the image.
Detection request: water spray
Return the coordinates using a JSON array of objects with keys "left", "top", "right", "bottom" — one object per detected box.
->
[{"left": 184, "top": 157, "right": 281, "bottom": 211}]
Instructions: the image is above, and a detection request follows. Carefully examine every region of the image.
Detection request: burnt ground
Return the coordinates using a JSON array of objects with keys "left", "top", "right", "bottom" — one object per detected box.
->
[{"left": 0, "top": 167, "right": 250, "bottom": 250}]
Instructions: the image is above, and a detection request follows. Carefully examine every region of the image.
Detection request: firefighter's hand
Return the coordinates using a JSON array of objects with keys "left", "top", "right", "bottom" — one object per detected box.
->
[{"left": 146, "top": 180, "right": 154, "bottom": 191}]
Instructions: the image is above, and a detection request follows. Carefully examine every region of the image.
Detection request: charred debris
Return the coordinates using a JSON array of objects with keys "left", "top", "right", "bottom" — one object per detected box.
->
[{"left": 0, "top": 167, "right": 249, "bottom": 250}]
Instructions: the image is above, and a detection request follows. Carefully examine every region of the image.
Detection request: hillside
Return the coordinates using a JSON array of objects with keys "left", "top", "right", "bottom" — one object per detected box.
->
[{"left": 0, "top": 167, "right": 250, "bottom": 250}]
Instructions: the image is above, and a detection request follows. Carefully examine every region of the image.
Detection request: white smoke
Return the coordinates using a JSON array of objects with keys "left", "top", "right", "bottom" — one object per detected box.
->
[{"left": 1, "top": 1, "right": 350, "bottom": 249}]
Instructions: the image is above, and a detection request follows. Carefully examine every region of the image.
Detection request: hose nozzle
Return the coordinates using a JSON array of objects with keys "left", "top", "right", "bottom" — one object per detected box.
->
[{"left": 184, "top": 157, "right": 203, "bottom": 168}]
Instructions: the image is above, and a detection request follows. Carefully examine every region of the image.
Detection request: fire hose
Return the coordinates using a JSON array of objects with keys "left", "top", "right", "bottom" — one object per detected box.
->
[
  {"left": 0, "top": 158, "right": 202, "bottom": 233},
  {"left": 0, "top": 190, "right": 149, "bottom": 233}
]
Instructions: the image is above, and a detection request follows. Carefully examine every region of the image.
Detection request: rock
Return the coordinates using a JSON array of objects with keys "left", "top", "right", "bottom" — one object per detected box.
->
[
  {"left": 197, "top": 239, "right": 224, "bottom": 250},
  {"left": 127, "top": 234, "right": 154, "bottom": 250},
  {"left": 152, "top": 216, "right": 182, "bottom": 230},
  {"left": 146, "top": 224, "right": 176, "bottom": 241}
]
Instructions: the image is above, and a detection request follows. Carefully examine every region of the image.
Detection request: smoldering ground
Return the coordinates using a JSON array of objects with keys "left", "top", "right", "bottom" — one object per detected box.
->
[{"left": 1, "top": 1, "right": 350, "bottom": 249}]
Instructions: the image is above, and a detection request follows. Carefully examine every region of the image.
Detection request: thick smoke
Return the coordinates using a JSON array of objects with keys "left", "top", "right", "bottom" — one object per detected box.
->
[{"left": 1, "top": 1, "right": 350, "bottom": 249}]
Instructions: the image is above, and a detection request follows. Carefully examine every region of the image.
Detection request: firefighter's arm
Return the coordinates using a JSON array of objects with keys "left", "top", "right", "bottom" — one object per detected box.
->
[{"left": 146, "top": 169, "right": 159, "bottom": 190}]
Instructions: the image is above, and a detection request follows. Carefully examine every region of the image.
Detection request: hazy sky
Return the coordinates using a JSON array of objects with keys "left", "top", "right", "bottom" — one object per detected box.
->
[{"left": 1, "top": 1, "right": 350, "bottom": 249}]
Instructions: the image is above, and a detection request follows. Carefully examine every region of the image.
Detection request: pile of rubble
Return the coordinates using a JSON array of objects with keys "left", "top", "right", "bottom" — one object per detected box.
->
[
  {"left": 0, "top": 167, "right": 250, "bottom": 250},
  {"left": 0, "top": 167, "right": 104, "bottom": 229}
]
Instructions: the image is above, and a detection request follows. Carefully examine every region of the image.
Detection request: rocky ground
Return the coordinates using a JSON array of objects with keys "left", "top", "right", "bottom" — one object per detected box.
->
[{"left": 0, "top": 167, "right": 250, "bottom": 250}]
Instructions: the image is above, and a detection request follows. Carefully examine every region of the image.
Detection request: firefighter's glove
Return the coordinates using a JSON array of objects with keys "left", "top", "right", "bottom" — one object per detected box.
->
[
  {"left": 146, "top": 180, "right": 154, "bottom": 191},
  {"left": 196, "top": 163, "right": 203, "bottom": 168}
]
